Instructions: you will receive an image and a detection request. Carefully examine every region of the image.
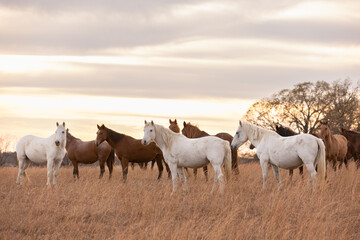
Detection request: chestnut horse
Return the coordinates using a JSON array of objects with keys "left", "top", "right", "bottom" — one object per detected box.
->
[
  {"left": 320, "top": 121, "right": 348, "bottom": 170},
  {"left": 181, "top": 122, "right": 239, "bottom": 177},
  {"left": 341, "top": 128, "right": 360, "bottom": 168},
  {"left": 95, "top": 124, "right": 165, "bottom": 181},
  {"left": 66, "top": 129, "right": 114, "bottom": 180}
]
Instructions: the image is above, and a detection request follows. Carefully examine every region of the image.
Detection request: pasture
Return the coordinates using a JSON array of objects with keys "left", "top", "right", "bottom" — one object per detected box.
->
[{"left": 0, "top": 163, "right": 359, "bottom": 240}]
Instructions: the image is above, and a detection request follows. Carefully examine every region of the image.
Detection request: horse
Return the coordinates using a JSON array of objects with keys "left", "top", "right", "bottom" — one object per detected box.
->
[
  {"left": 95, "top": 124, "right": 165, "bottom": 181},
  {"left": 181, "top": 122, "right": 239, "bottom": 177},
  {"left": 231, "top": 121, "right": 326, "bottom": 189},
  {"left": 142, "top": 121, "right": 232, "bottom": 194},
  {"left": 169, "top": 120, "right": 209, "bottom": 180},
  {"left": 66, "top": 129, "right": 115, "bottom": 180},
  {"left": 16, "top": 122, "right": 67, "bottom": 186},
  {"left": 319, "top": 121, "right": 348, "bottom": 171},
  {"left": 275, "top": 125, "right": 304, "bottom": 177},
  {"left": 341, "top": 128, "right": 360, "bottom": 168}
]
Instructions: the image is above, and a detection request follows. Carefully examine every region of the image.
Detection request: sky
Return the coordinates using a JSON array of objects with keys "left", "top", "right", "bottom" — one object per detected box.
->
[{"left": 1, "top": 0, "right": 360, "bottom": 150}]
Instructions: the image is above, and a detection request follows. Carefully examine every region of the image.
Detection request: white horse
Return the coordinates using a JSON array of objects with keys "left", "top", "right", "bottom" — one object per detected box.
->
[
  {"left": 142, "top": 121, "right": 232, "bottom": 194},
  {"left": 231, "top": 121, "right": 326, "bottom": 189},
  {"left": 16, "top": 122, "right": 67, "bottom": 186}
]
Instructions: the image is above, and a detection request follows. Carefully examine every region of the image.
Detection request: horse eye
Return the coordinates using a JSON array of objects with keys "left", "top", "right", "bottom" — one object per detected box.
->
[
  {"left": 62, "top": 131, "right": 64, "bottom": 134},
  {"left": 150, "top": 129, "right": 153, "bottom": 132}
]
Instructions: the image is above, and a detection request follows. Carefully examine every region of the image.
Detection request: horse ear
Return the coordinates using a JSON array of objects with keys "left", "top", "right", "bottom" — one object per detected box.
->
[
  {"left": 183, "top": 121, "right": 186, "bottom": 127},
  {"left": 63, "top": 122, "right": 65, "bottom": 127},
  {"left": 151, "top": 120, "right": 154, "bottom": 126},
  {"left": 239, "top": 120, "right": 242, "bottom": 127},
  {"left": 145, "top": 120, "right": 147, "bottom": 124},
  {"left": 66, "top": 128, "right": 69, "bottom": 132},
  {"left": 97, "top": 124, "right": 100, "bottom": 129},
  {"left": 56, "top": 122, "right": 59, "bottom": 127},
  {"left": 174, "top": 119, "right": 177, "bottom": 124},
  {"left": 169, "top": 119, "right": 172, "bottom": 124}
]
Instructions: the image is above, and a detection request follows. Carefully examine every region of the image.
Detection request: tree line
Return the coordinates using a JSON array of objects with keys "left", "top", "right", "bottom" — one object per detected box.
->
[{"left": 245, "top": 79, "right": 359, "bottom": 134}]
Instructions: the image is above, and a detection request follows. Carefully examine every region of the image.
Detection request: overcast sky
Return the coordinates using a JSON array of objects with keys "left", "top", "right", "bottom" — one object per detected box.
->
[{"left": 0, "top": 0, "right": 360, "bottom": 146}]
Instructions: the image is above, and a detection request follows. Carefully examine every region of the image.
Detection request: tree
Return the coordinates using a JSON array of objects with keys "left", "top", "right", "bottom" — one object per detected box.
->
[
  {"left": 245, "top": 79, "right": 359, "bottom": 134},
  {"left": 323, "top": 79, "right": 359, "bottom": 132}
]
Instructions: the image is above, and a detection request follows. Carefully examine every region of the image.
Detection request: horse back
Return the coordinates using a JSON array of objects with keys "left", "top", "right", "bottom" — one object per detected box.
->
[
  {"left": 115, "top": 137, "right": 160, "bottom": 161},
  {"left": 16, "top": 135, "right": 52, "bottom": 163},
  {"left": 215, "top": 132, "right": 233, "bottom": 143}
]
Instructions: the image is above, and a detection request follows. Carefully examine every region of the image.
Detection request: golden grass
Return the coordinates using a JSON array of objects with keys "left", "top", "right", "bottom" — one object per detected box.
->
[{"left": 0, "top": 163, "right": 359, "bottom": 240}]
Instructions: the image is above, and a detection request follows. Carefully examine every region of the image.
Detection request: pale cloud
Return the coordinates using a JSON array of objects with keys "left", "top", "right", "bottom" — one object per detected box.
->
[{"left": 0, "top": 0, "right": 359, "bottom": 140}]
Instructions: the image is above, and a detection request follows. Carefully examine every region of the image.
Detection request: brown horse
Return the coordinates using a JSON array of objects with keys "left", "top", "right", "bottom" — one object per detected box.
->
[
  {"left": 341, "top": 128, "right": 360, "bottom": 168},
  {"left": 181, "top": 122, "right": 239, "bottom": 177},
  {"left": 320, "top": 121, "right": 348, "bottom": 170},
  {"left": 95, "top": 124, "right": 165, "bottom": 181},
  {"left": 66, "top": 129, "right": 115, "bottom": 180}
]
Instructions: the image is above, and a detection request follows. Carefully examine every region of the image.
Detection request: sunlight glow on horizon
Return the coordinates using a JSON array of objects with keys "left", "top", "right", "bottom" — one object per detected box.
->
[{"left": 0, "top": 88, "right": 254, "bottom": 148}]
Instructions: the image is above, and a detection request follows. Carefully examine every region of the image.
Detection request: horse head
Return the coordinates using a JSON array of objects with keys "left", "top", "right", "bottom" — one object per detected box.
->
[
  {"left": 96, "top": 124, "right": 107, "bottom": 146},
  {"left": 142, "top": 120, "right": 155, "bottom": 146},
  {"left": 169, "top": 119, "right": 180, "bottom": 133},
  {"left": 231, "top": 120, "right": 248, "bottom": 149},
  {"left": 55, "top": 122, "right": 66, "bottom": 147}
]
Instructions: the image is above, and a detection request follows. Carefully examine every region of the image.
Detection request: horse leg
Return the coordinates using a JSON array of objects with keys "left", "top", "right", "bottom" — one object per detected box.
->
[
  {"left": 203, "top": 165, "right": 208, "bottom": 182},
  {"left": 332, "top": 159, "right": 337, "bottom": 171},
  {"left": 299, "top": 166, "right": 304, "bottom": 178},
  {"left": 72, "top": 161, "right": 79, "bottom": 180},
  {"left": 53, "top": 159, "right": 62, "bottom": 186},
  {"left": 155, "top": 155, "right": 164, "bottom": 180},
  {"left": 46, "top": 159, "right": 54, "bottom": 186},
  {"left": 121, "top": 158, "right": 129, "bottom": 182},
  {"left": 231, "top": 148, "right": 239, "bottom": 175},
  {"left": 288, "top": 169, "right": 293, "bottom": 180},
  {"left": 271, "top": 164, "right": 281, "bottom": 189},
  {"left": 99, "top": 160, "right": 105, "bottom": 179},
  {"left": 16, "top": 157, "right": 26, "bottom": 185},
  {"left": 304, "top": 163, "right": 317, "bottom": 191},
  {"left": 168, "top": 163, "right": 178, "bottom": 195},
  {"left": 164, "top": 160, "right": 171, "bottom": 179},
  {"left": 259, "top": 157, "right": 269, "bottom": 189},
  {"left": 343, "top": 157, "right": 348, "bottom": 169},
  {"left": 151, "top": 159, "right": 156, "bottom": 169},
  {"left": 177, "top": 167, "right": 188, "bottom": 192},
  {"left": 211, "top": 165, "right": 224, "bottom": 195},
  {"left": 193, "top": 168, "right": 198, "bottom": 179}
]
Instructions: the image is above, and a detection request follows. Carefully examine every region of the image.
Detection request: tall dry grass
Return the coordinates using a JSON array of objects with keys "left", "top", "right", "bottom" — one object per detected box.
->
[{"left": 0, "top": 163, "right": 359, "bottom": 240}]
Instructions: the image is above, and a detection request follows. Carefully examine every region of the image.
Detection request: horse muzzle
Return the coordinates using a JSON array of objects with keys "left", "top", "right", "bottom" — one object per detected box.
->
[
  {"left": 55, "top": 141, "right": 60, "bottom": 146},
  {"left": 142, "top": 139, "right": 148, "bottom": 146}
]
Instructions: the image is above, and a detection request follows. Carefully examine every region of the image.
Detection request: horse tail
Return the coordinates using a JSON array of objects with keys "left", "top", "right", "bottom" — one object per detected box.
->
[
  {"left": 223, "top": 141, "right": 232, "bottom": 181},
  {"left": 316, "top": 138, "right": 326, "bottom": 182}
]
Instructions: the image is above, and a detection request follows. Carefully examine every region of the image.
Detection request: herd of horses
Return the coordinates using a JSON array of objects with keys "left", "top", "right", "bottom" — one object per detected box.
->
[{"left": 15, "top": 119, "right": 360, "bottom": 194}]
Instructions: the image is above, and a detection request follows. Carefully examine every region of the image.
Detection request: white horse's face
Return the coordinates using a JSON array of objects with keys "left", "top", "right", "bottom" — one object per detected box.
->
[
  {"left": 55, "top": 122, "right": 66, "bottom": 147},
  {"left": 142, "top": 121, "right": 155, "bottom": 146},
  {"left": 231, "top": 121, "right": 248, "bottom": 149}
]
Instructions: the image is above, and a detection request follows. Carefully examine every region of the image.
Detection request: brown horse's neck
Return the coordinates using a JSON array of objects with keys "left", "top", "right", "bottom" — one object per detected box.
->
[
  {"left": 105, "top": 128, "right": 125, "bottom": 148},
  {"left": 186, "top": 126, "right": 209, "bottom": 138},
  {"left": 66, "top": 133, "right": 78, "bottom": 149}
]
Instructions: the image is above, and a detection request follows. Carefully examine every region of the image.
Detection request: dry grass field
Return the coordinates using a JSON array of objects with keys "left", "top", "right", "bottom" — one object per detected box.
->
[{"left": 0, "top": 163, "right": 359, "bottom": 240}]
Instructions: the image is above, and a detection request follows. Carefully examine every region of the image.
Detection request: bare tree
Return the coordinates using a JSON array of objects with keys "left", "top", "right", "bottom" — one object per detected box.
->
[{"left": 244, "top": 79, "right": 359, "bottom": 133}]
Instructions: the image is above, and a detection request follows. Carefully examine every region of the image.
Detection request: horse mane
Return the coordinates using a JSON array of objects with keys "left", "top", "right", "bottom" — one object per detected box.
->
[
  {"left": 342, "top": 128, "right": 360, "bottom": 135},
  {"left": 154, "top": 124, "right": 177, "bottom": 150},
  {"left": 67, "top": 131, "right": 80, "bottom": 141},
  {"left": 106, "top": 127, "right": 126, "bottom": 143},
  {"left": 184, "top": 122, "right": 209, "bottom": 137},
  {"left": 276, "top": 125, "right": 297, "bottom": 136},
  {"left": 243, "top": 122, "right": 275, "bottom": 141}
]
